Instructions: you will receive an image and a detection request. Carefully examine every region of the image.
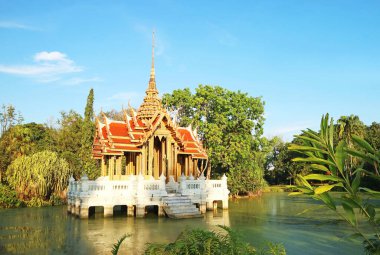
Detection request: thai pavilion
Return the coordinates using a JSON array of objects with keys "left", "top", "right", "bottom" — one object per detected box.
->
[{"left": 67, "top": 36, "right": 229, "bottom": 219}]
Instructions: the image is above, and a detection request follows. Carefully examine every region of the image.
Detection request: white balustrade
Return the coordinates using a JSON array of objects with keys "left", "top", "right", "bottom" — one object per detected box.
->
[{"left": 68, "top": 172, "right": 229, "bottom": 216}]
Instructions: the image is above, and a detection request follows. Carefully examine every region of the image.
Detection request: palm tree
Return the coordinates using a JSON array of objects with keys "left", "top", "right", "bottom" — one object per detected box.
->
[{"left": 338, "top": 115, "right": 366, "bottom": 174}]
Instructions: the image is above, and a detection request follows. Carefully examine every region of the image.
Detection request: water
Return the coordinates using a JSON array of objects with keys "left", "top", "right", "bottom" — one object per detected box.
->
[{"left": 0, "top": 193, "right": 364, "bottom": 254}]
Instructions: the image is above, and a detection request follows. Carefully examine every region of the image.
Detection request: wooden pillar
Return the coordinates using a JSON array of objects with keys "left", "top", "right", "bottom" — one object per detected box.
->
[
  {"left": 206, "top": 161, "right": 211, "bottom": 180},
  {"left": 189, "top": 157, "right": 194, "bottom": 176},
  {"left": 101, "top": 157, "right": 107, "bottom": 176},
  {"left": 116, "top": 156, "right": 122, "bottom": 180},
  {"left": 141, "top": 146, "right": 146, "bottom": 175},
  {"left": 174, "top": 147, "right": 178, "bottom": 180},
  {"left": 166, "top": 138, "right": 172, "bottom": 177},
  {"left": 135, "top": 153, "right": 139, "bottom": 175},
  {"left": 108, "top": 156, "right": 112, "bottom": 180},
  {"left": 161, "top": 138, "right": 166, "bottom": 177},
  {"left": 154, "top": 141, "right": 159, "bottom": 180},
  {"left": 148, "top": 139, "right": 153, "bottom": 177},
  {"left": 185, "top": 156, "right": 189, "bottom": 176}
]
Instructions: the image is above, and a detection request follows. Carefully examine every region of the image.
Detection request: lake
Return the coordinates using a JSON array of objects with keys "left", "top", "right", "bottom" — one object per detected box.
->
[{"left": 0, "top": 193, "right": 364, "bottom": 254}]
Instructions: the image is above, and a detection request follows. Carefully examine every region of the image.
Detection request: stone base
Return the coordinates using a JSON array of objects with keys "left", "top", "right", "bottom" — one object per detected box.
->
[
  {"left": 80, "top": 207, "right": 89, "bottom": 219},
  {"left": 158, "top": 206, "right": 165, "bottom": 217},
  {"left": 199, "top": 203, "right": 206, "bottom": 214},
  {"left": 206, "top": 201, "right": 214, "bottom": 211},
  {"left": 222, "top": 199, "right": 228, "bottom": 210},
  {"left": 127, "top": 205, "right": 135, "bottom": 217},
  {"left": 213, "top": 201, "right": 218, "bottom": 211},
  {"left": 136, "top": 206, "right": 145, "bottom": 217}
]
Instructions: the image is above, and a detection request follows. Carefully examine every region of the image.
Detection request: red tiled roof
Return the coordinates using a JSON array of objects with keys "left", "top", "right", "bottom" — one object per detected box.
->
[{"left": 92, "top": 111, "right": 208, "bottom": 159}]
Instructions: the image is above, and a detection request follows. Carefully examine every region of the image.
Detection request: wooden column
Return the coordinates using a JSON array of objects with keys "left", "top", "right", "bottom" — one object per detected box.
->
[
  {"left": 161, "top": 138, "right": 166, "bottom": 177},
  {"left": 141, "top": 145, "right": 146, "bottom": 175},
  {"left": 166, "top": 138, "right": 171, "bottom": 178},
  {"left": 136, "top": 153, "right": 140, "bottom": 175},
  {"left": 148, "top": 139, "right": 153, "bottom": 177},
  {"left": 184, "top": 156, "right": 188, "bottom": 176},
  {"left": 109, "top": 156, "right": 115, "bottom": 180},
  {"left": 101, "top": 157, "right": 107, "bottom": 176},
  {"left": 190, "top": 157, "right": 194, "bottom": 176},
  {"left": 116, "top": 156, "right": 122, "bottom": 180}
]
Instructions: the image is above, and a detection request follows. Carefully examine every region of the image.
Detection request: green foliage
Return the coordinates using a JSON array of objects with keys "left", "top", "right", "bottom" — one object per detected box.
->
[
  {"left": 144, "top": 226, "right": 257, "bottom": 255},
  {"left": 0, "top": 104, "right": 23, "bottom": 135},
  {"left": 264, "top": 137, "right": 311, "bottom": 186},
  {"left": 289, "top": 114, "right": 380, "bottom": 254},
  {"left": 0, "top": 183, "right": 23, "bottom": 208},
  {"left": 163, "top": 85, "right": 265, "bottom": 194},
  {"left": 111, "top": 226, "right": 286, "bottom": 255},
  {"left": 111, "top": 234, "right": 130, "bottom": 255},
  {"left": 0, "top": 123, "right": 55, "bottom": 182},
  {"left": 6, "top": 151, "right": 72, "bottom": 203}
]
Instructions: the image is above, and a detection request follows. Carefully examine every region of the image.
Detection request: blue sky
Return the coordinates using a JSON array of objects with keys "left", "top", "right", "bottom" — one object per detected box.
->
[{"left": 0, "top": 0, "right": 379, "bottom": 141}]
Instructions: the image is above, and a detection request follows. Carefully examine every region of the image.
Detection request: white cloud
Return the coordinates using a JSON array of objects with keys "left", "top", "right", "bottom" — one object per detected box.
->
[
  {"left": 0, "top": 21, "right": 37, "bottom": 30},
  {"left": 0, "top": 51, "right": 82, "bottom": 82}
]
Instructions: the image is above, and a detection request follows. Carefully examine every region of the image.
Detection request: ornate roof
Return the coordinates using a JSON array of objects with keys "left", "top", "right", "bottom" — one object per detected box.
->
[
  {"left": 92, "top": 108, "right": 208, "bottom": 159},
  {"left": 93, "top": 32, "right": 208, "bottom": 160}
]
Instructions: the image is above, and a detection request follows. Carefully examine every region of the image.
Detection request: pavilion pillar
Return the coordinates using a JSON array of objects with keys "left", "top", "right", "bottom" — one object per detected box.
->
[
  {"left": 116, "top": 156, "right": 122, "bottom": 180},
  {"left": 148, "top": 138, "right": 154, "bottom": 177},
  {"left": 185, "top": 156, "right": 189, "bottom": 176},
  {"left": 206, "top": 162, "right": 211, "bottom": 180},
  {"left": 101, "top": 157, "right": 107, "bottom": 176},
  {"left": 109, "top": 156, "right": 115, "bottom": 180},
  {"left": 135, "top": 153, "right": 139, "bottom": 175},
  {"left": 166, "top": 138, "right": 171, "bottom": 179},
  {"left": 189, "top": 157, "right": 194, "bottom": 176},
  {"left": 161, "top": 138, "right": 166, "bottom": 177},
  {"left": 141, "top": 146, "right": 146, "bottom": 175}
]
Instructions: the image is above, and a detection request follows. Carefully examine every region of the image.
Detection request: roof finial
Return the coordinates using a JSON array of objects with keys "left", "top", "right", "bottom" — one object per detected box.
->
[{"left": 148, "top": 30, "right": 156, "bottom": 91}]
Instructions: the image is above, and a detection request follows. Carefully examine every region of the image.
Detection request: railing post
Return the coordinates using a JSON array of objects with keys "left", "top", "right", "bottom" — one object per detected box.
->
[
  {"left": 159, "top": 172, "right": 167, "bottom": 196},
  {"left": 179, "top": 173, "right": 187, "bottom": 194},
  {"left": 221, "top": 174, "right": 229, "bottom": 209}
]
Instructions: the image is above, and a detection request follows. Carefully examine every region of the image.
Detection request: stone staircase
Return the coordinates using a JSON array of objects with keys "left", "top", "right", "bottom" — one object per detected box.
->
[{"left": 162, "top": 195, "right": 203, "bottom": 219}]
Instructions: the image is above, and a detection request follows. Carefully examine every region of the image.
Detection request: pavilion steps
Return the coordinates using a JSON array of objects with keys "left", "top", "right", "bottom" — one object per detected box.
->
[{"left": 162, "top": 195, "right": 203, "bottom": 219}]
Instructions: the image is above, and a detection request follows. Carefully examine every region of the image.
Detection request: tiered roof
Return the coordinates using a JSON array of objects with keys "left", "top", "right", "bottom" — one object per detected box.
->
[
  {"left": 92, "top": 32, "right": 208, "bottom": 160},
  {"left": 92, "top": 108, "right": 208, "bottom": 159}
]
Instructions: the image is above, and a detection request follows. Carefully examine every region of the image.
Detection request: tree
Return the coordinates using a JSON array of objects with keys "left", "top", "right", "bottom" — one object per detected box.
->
[
  {"left": 264, "top": 138, "right": 310, "bottom": 185},
  {"left": 6, "top": 151, "right": 72, "bottom": 203},
  {"left": 80, "top": 89, "right": 98, "bottom": 179},
  {"left": 0, "top": 104, "right": 23, "bottom": 136},
  {"left": 366, "top": 122, "right": 380, "bottom": 150},
  {"left": 163, "top": 85, "right": 265, "bottom": 194},
  {"left": 337, "top": 115, "right": 366, "bottom": 174},
  {"left": 0, "top": 123, "right": 55, "bottom": 182}
]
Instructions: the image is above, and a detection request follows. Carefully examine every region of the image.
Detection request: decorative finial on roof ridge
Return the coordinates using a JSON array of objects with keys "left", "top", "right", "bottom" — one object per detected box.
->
[{"left": 148, "top": 30, "right": 156, "bottom": 92}]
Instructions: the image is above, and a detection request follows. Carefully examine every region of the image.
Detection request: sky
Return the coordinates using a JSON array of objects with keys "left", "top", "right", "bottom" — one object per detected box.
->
[{"left": 0, "top": 0, "right": 379, "bottom": 141}]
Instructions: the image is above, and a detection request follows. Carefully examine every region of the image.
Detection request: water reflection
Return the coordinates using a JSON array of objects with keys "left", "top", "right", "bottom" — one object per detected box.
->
[{"left": 0, "top": 193, "right": 365, "bottom": 255}]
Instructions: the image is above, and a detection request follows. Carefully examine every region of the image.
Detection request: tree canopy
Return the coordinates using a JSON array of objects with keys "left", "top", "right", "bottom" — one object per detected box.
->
[{"left": 163, "top": 85, "right": 265, "bottom": 195}]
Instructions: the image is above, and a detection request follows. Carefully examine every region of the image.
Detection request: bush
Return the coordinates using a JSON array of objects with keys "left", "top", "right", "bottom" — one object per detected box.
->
[
  {"left": 6, "top": 151, "right": 72, "bottom": 204},
  {"left": 144, "top": 226, "right": 257, "bottom": 255},
  {"left": 0, "top": 183, "right": 23, "bottom": 208}
]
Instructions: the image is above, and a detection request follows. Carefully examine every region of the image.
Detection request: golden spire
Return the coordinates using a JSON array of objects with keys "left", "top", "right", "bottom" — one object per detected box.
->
[
  {"left": 137, "top": 30, "right": 163, "bottom": 119},
  {"left": 148, "top": 31, "right": 156, "bottom": 91}
]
